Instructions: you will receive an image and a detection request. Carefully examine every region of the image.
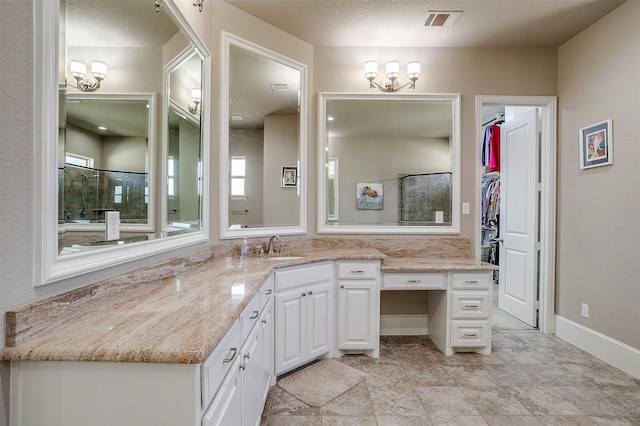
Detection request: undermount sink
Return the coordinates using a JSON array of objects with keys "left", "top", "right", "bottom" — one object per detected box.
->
[{"left": 267, "top": 256, "right": 304, "bottom": 261}]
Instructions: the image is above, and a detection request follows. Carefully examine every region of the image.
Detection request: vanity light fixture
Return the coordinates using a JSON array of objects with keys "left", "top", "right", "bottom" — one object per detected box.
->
[
  {"left": 193, "top": 0, "right": 204, "bottom": 12},
  {"left": 364, "top": 60, "right": 421, "bottom": 92},
  {"left": 188, "top": 88, "right": 201, "bottom": 115},
  {"left": 68, "top": 60, "right": 107, "bottom": 92}
]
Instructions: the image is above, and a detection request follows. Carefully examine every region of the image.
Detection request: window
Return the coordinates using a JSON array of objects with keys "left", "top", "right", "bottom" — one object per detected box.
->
[
  {"left": 167, "top": 156, "right": 176, "bottom": 197},
  {"left": 231, "top": 156, "right": 246, "bottom": 197},
  {"left": 65, "top": 153, "right": 94, "bottom": 168}
]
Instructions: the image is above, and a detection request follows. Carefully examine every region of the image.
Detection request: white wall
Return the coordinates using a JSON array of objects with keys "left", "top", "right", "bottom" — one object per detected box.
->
[{"left": 557, "top": 0, "right": 640, "bottom": 349}]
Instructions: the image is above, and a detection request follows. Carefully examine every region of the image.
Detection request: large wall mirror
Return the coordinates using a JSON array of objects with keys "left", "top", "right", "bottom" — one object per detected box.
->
[
  {"left": 219, "top": 32, "right": 307, "bottom": 239},
  {"left": 318, "top": 93, "right": 461, "bottom": 234},
  {"left": 35, "top": 0, "right": 210, "bottom": 285}
]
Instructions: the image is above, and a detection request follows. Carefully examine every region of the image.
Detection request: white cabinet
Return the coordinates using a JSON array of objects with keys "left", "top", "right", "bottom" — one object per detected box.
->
[
  {"left": 275, "top": 263, "right": 333, "bottom": 375},
  {"left": 449, "top": 271, "right": 492, "bottom": 355},
  {"left": 205, "top": 278, "right": 275, "bottom": 426},
  {"left": 336, "top": 261, "right": 380, "bottom": 356}
]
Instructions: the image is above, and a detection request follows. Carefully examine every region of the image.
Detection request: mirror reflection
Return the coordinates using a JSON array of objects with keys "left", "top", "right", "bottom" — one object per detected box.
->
[
  {"left": 58, "top": 0, "right": 204, "bottom": 254},
  {"left": 319, "top": 93, "right": 460, "bottom": 234},
  {"left": 220, "top": 34, "right": 306, "bottom": 238}
]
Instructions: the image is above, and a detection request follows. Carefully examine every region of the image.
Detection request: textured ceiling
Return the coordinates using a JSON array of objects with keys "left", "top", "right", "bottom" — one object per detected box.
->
[{"left": 223, "top": 0, "right": 625, "bottom": 48}]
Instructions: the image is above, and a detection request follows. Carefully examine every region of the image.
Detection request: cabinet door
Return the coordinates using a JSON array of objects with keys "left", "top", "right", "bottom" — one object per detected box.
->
[
  {"left": 337, "top": 281, "right": 376, "bottom": 350},
  {"left": 203, "top": 362, "right": 242, "bottom": 426},
  {"left": 242, "top": 326, "right": 263, "bottom": 426},
  {"left": 275, "top": 288, "right": 305, "bottom": 375},
  {"left": 306, "top": 281, "right": 333, "bottom": 360},
  {"left": 260, "top": 300, "right": 274, "bottom": 403}
]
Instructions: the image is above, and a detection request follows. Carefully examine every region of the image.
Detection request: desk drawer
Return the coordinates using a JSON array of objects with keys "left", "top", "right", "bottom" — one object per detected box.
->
[
  {"left": 451, "top": 291, "right": 490, "bottom": 319},
  {"left": 450, "top": 320, "right": 490, "bottom": 347},
  {"left": 451, "top": 272, "right": 492, "bottom": 290},
  {"left": 202, "top": 319, "right": 241, "bottom": 408},
  {"left": 383, "top": 272, "right": 445, "bottom": 290},
  {"left": 336, "top": 261, "right": 378, "bottom": 280}
]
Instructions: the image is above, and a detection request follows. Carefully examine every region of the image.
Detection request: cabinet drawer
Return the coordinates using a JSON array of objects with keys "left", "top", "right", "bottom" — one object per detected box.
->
[
  {"left": 336, "top": 261, "right": 378, "bottom": 280},
  {"left": 202, "top": 319, "right": 241, "bottom": 408},
  {"left": 260, "top": 275, "right": 275, "bottom": 309},
  {"left": 383, "top": 272, "right": 445, "bottom": 290},
  {"left": 451, "top": 272, "right": 492, "bottom": 290},
  {"left": 451, "top": 291, "right": 490, "bottom": 319},
  {"left": 241, "top": 293, "right": 262, "bottom": 342},
  {"left": 275, "top": 263, "right": 333, "bottom": 291},
  {"left": 450, "top": 320, "right": 490, "bottom": 347}
]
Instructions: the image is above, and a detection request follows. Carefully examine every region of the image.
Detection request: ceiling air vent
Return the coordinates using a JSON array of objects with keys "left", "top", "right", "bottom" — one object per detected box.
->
[
  {"left": 270, "top": 83, "right": 289, "bottom": 91},
  {"left": 424, "top": 10, "right": 462, "bottom": 27}
]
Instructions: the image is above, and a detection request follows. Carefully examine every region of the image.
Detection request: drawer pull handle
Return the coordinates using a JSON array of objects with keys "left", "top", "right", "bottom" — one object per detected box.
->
[
  {"left": 244, "top": 352, "right": 250, "bottom": 360},
  {"left": 240, "top": 363, "right": 246, "bottom": 371},
  {"left": 249, "top": 310, "right": 259, "bottom": 319},
  {"left": 340, "top": 285, "right": 345, "bottom": 289},
  {"left": 351, "top": 270, "right": 365, "bottom": 273},
  {"left": 265, "top": 289, "right": 272, "bottom": 295},
  {"left": 464, "top": 280, "right": 479, "bottom": 284},
  {"left": 407, "top": 279, "right": 421, "bottom": 283},
  {"left": 463, "top": 333, "right": 478, "bottom": 337},
  {"left": 223, "top": 348, "right": 237, "bottom": 363},
  {"left": 262, "top": 319, "right": 267, "bottom": 324},
  {"left": 464, "top": 304, "right": 479, "bottom": 308}
]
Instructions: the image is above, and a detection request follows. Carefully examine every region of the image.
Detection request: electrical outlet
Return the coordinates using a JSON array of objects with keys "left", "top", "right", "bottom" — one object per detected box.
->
[
  {"left": 105, "top": 211, "right": 120, "bottom": 241},
  {"left": 581, "top": 303, "right": 590, "bottom": 318}
]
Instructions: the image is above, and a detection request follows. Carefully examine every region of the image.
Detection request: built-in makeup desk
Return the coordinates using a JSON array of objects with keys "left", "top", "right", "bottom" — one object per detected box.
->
[{"left": 380, "top": 258, "right": 498, "bottom": 356}]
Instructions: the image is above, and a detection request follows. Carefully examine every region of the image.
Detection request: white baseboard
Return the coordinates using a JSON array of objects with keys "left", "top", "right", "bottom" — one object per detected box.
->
[
  {"left": 555, "top": 315, "right": 640, "bottom": 379},
  {"left": 380, "top": 314, "right": 428, "bottom": 336}
]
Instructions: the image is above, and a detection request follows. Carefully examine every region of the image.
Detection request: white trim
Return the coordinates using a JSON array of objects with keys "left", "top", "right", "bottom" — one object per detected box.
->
[
  {"left": 380, "top": 314, "right": 429, "bottom": 336},
  {"left": 219, "top": 32, "right": 308, "bottom": 240},
  {"left": 556, "top": 315, "right": 640, "bottom": 379},
  {"left": 317, "top": 92, "right": 461, "bottom": 235},
  {"left": 474, "top": 95, "right": 557, "bottom": 335}
]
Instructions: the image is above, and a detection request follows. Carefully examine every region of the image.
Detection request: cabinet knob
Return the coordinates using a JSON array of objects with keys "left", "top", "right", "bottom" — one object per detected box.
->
[
  {"left": 240, "top": 363, "right": 246, "bottom": 371},
  {"left": 301, "top": 292, "right": 306, "bottom": 296},
  {"left": 308, "top": 290, "right": 313, "bottom": 295},
  {"left": 244, "top": 352, "right": 250, "bottom": 360},
  {"left": 340, "top": 285, "right": 344, "bottom": 288}
]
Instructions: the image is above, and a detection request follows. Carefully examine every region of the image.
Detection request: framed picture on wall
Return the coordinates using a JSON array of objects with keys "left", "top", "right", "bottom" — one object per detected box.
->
[
  {"left": 281, "top": 166, "right": 298, "bottom": 187},
  {"left": 579, "top": 119, "right": 613, "bottom": 169},
  {"left": 356, "top": 183, "right": 383, "bottom": 210}
]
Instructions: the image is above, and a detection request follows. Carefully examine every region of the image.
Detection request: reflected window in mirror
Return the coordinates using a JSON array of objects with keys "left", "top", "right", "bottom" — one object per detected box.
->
[
  {"left": 318, "top": 93, "right": 461, "bottom": 234},
  {"left": 219, "top": 32, "right": 307, "bottom": 239}
]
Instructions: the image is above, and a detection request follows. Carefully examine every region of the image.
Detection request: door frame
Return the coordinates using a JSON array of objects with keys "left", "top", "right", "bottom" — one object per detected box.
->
[{"left": 474, "top": 95, "right": 557, "bottom": 335}]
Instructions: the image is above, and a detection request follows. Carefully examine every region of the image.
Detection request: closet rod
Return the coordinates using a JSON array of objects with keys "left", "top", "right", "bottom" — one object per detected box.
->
[{"left": 482, "top": 112, "right": 505, "bottom": 127}]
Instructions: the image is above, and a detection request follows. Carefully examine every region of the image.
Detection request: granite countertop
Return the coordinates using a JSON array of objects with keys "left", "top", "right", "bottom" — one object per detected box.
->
[
  {"left": 380, "top": 257, "right": 498, "bottom": 272},
  {"left": 1, "top": 249, "right": 385, "bottom": 365}
]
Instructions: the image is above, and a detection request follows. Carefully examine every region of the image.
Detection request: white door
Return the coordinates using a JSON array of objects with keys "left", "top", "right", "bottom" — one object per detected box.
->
[
  {"left": 498, "top": 109, "right": 539, "bottom": 327},
  {"left": 306, "top": 281, "right": 333, "bottom": 359},
  {"left": 337, "top": 281, "right": 376, "bottom": 350},
  {"left": 275, "top": 289, "right": 305, "bottom": 375}
]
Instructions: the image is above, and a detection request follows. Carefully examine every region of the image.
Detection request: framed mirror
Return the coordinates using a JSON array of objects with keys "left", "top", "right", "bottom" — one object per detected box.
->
[
  {"left": 219, "top": 32, "right": 307, "bottom": 239},
  {"left": 318, "top": 93, "right": 461, "bottom": 234},
  {"left": 34, "top": 0, "right": 210, "bottom": 285}
]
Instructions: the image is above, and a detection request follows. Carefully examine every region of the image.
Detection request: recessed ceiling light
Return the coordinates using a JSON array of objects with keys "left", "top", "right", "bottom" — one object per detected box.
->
[{"left": 97, "top": 126, "right": 107, "bottom": 131}]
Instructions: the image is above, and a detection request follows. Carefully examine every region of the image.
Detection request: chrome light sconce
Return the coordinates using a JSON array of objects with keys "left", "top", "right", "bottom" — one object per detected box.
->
[
  {"left": 365, "top": 60, "right": 421, "bottom": 92},
  {"left": 189, "top": 88, "right": 201, "bottom": 115},
  {"left": 193, "top": 0, "right": 204, "bottom": 12},
  {"left": 68, "top": 60, "right": 107, "bottom": 92}
]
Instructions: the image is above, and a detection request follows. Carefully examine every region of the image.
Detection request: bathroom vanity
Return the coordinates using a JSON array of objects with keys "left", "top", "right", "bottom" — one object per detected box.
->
[{"left": 3, "top": 248, "right": 495, "bottom": 426}]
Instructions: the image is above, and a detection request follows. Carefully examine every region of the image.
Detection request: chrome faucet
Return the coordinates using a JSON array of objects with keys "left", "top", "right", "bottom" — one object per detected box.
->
[{"left": 267, "top": 235, "right": 279, "bottom": 254}]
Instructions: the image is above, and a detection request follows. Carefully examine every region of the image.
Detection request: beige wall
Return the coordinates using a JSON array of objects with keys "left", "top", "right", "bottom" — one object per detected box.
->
[{"left": 557, "top": 0, "right": 640, "bottom": 349}]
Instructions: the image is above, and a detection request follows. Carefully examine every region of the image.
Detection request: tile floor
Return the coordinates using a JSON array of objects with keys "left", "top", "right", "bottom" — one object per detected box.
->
[{"left": 261, "top": 294, "right": 640, "bottom": 425}]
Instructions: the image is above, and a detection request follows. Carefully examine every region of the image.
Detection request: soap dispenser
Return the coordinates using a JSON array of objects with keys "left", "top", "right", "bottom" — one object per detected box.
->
[{"left": 240, "top": 237, "right": 250, "bottom": 258}]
